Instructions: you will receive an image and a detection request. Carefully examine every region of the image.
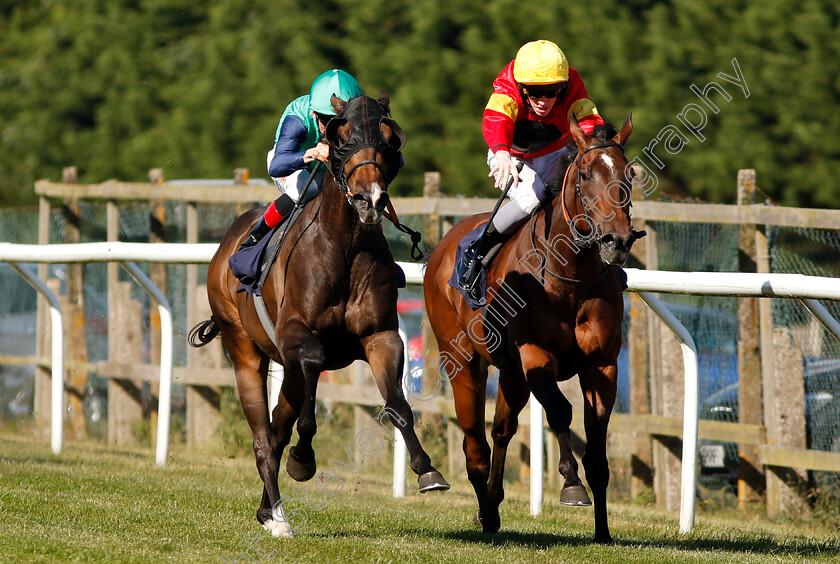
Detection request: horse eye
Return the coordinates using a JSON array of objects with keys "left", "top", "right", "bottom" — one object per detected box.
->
[{"left": 579, "top": 168, "right": 590, "bottom": 181}]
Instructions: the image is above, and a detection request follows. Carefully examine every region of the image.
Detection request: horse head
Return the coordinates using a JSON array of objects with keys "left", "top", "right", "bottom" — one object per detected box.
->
[
  {"left": 563, "top": 113, "right": 642, "bottom": 266},
  {"left": 325, "top": 92, "right": 406, "bottom": 225}
]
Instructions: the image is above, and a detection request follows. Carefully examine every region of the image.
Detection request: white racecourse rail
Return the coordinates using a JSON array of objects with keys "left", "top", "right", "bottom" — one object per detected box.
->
[{"left": 2, "top": 242, "right": 840, "bottom": 534}]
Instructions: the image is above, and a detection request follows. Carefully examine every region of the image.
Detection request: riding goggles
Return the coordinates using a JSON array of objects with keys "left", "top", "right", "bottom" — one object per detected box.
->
[{"left": 522, "top": 83, "right": 566, "bottom": 99}]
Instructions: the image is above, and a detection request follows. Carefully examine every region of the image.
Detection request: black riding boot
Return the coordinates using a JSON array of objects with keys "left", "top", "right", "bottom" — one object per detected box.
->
[
  {"left": 237, "top": 194, "right": 296, "bottom": 252},
  {"left": 456, "top": 225, "right": 507, "bottom": 297},
  {"left": 237, "top": 218, "right": 271, "bottom": 252}
]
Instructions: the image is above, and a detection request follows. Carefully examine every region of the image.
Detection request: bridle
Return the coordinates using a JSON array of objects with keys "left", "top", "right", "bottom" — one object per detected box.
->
[
  {"left": 561, "top": 141, "right": 626, "bottom": 248},
  {"left": 326, "top": 97, "right": 403, "bottom": 207},
  {"left": 324, "top": 96, "right": 423, "bottom": 258},
  {"left": 528, "top": 141, "right": 628, "bottom": 284}
]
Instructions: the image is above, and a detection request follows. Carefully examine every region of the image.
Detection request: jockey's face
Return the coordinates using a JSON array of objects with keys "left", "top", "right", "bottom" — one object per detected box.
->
[
  {"left": 522, "top": 82, "right": 564, "bottom": 118},
  {"left": 528, "top": 95, "right": 557, "bottom": 117},
  {"left": 313, "top": 112, "right": 330, "bottom": 134}
]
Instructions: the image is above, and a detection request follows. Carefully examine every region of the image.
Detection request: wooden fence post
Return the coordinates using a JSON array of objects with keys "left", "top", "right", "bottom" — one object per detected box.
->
[
  {"left": 107, "top": 199, "right": 143, "bottom": 445},
  {"left": 61, "top": 166, "right": 88, "bottom": 439},
  {"left": 656, "top": 327, "right": 685, "bottom": 512},
  {"left": 736, "top": 169, "right": 764, "bottom": 505},
  {"left": 34, "top": 195, "right": 52, "bottom": 439},
  {"left": 234, "top": 168, "right": 251, "bottom": 217},
  {"left": 643, "top": 219, "right": 676, "bottom": 511},
  {"left": 766, "top": 328, "right": 809, "bottom": 517},
  {"left": 629, "top": 180, "right": 653, "bottom": 499},
  {"left": 186, "top": 190, "right": 223, "bottom": 445}
]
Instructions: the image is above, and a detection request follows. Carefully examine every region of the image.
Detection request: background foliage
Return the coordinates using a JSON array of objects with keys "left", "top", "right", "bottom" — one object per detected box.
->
[{"left": 1, "top": 0, "right": 838, "bottom": 207}]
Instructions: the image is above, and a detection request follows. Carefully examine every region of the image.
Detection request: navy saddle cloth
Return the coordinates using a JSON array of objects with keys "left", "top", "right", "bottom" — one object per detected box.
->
[{"left": 447, "top": 224, "right": 489, "bottom": 310}]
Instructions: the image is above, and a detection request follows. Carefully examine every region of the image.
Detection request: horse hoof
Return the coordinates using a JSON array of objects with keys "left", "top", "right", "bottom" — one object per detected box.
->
[
  {"left": 559, "top": 485, "right": 592, "bottom": 506},
  {"left": 262, "top": 518, "right": 294, "bottom": 538},
  {"left": 473, "top": 510, "right": 500, "bottom": 533},
  {"left": 594, "top": 533, "right": 614, "bottom": 545},
  {"left": 418, "top": 471, "right": 450, "bottom": 493},
  {"left": 286, "top": 446, "right": 317, "bottom": 482}
]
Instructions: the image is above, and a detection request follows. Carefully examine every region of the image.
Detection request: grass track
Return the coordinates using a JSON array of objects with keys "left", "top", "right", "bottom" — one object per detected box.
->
[{"left": 1, "top": 433, "right": 838, "bottom": 563}]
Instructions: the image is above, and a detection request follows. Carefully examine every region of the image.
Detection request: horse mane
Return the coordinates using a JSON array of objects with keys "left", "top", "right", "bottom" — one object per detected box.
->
[{"left": 546, "top": 122, "right": 619, "bottom": 196}]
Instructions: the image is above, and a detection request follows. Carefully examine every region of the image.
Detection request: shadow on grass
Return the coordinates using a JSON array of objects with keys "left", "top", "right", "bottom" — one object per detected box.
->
[{"left": 440, "top": 527, "right": 839, "bottom": 558}]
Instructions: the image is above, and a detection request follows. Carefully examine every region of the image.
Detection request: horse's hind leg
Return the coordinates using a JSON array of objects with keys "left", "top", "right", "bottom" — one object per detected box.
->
[
  {"left": 280, "top": 320, "right": 325, "bottom": 482},
  {"left": 487, "top": 369, "right": 529, "bottom": 515},
  {"left": 519, "top": 345, "right": 591, "bottom": 506},
  {"left": 579, "top": 363, "right": 617, "bottom": 544},
  {"left": 363, "top": 330, "right": 449, "bottom": 492}
]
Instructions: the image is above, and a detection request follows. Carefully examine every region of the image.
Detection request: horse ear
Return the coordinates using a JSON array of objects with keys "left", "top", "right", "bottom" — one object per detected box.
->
[
  {"left": 569, "top": 113, "right": 588, "bottom": 149},
  {"left": 380, "top": 117, "right": 406, "bottom": 151},
  {"left": 378, "top": 90, "right": 391, "bottom": 114},
  {"left": 331, "top": 94, "right": 346, "bottom": 115},
  {"left": 613, "top": 112, "right": 633, "bottom": 146},
  {"left": 326, "top": 117, "right": 349, "bottom": 146}
]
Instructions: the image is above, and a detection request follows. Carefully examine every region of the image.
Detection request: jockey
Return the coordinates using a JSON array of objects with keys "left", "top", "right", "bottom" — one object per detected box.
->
[
  {"left": 238, "top": 69, "right": 364, "bottom": 251},
  {"left": 457, "top": 40, "right": 605, "bottom": 293}
]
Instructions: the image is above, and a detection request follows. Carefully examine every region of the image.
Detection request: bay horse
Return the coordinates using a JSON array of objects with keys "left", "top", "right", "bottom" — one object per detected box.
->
[
  {"left": 423, "top": 115, "right": 639, "bottom": 544},
  {"left": 191, "top": 93, "right": 448, "bottom": 537}
]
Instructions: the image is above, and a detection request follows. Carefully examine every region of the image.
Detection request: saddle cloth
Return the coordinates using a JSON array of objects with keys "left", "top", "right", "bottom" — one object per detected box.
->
[{"left": 447, "top": 224, "right": 489, "bottom": 310}]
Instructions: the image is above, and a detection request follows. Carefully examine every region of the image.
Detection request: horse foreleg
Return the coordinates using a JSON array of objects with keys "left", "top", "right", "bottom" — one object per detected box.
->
[
  {"left": 363, "top": 330, "right": 449, "bottom": 492},
  {"left": 222, "top": 329, "right": 287, "bottom": 532},
  {"left": 281, "top": 320, "right": 325, "bottom": 483},
  {"left": 448, "top": 357, "right": 499, "bottom": 532},
  {"left": 519, "top": 345, "right": 590, "bottom": 506},
  {"left": 579, "top": 363, "right": 617, "bottom": 544},
  {"left": 487, "top": 370, "right": 529, "bottom": 513}
]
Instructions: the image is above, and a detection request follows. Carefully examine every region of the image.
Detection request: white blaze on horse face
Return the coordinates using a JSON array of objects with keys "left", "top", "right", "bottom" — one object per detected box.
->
[
  {"left": 369, "top": 183, "right": 383, "bottom": 209},
  {"left": 600, "top": 153, "right": 616, "bottom": 170}
]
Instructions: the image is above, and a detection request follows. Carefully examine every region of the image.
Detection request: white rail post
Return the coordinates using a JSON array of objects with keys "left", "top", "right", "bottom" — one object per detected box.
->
[
  {"left": 11, "top": 264, "right": 64, "bottom": 455},
  {"left": 635, "top": 291, "right": 699, "bottom": 534},
  {"left": 120, "top": 262, "right": 173, "bottom": 466}
]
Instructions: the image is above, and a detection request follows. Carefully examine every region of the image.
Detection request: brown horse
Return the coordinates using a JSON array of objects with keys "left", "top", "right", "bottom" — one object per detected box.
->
[
  {"left": 423, "top": 115, "right": 639, "bottom": 544},
  {"left": 191, "top": 93, "right": 448, "bottom": 537}
]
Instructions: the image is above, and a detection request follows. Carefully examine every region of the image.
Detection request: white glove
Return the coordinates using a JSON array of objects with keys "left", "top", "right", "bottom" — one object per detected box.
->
[{"left": 489, "top": 150, "right": 520, "bottom": 190}]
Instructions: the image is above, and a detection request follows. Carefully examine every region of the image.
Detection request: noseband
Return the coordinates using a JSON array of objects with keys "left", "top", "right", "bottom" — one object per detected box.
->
[{"left": 561, "top": 141, "right": 625, "bottom": 247}]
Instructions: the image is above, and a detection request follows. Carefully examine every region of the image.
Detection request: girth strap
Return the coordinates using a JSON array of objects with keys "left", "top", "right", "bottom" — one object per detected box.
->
[{"left": 253, "top": 294, "right": 279, "bottom": 349}]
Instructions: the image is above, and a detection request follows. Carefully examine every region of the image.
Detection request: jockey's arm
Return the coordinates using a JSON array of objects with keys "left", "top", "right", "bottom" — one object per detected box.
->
[{"left": 268, "top": 115, "right": 311, "bottom": 178}]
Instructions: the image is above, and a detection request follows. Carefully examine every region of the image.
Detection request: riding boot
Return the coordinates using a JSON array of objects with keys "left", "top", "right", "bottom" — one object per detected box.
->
[
  {"left": 457, "top": 225, "right": 507, "bottom": 296},
  {"left": 237, "top": 218, "right": 272, "bottom": 252},
  {"left": 237, "top": 194, "right": 296, "bottom": 252}
]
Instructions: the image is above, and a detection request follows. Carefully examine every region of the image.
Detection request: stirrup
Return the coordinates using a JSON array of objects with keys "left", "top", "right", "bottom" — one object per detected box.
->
[
  {"left": 237, "top": 233, "right": 260, "bottom": 252},
  {"left": 456, "top": 246, "right": 479, "bottom": 290}
]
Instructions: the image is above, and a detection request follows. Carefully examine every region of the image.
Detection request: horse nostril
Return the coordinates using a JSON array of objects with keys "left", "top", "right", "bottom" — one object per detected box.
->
[{"left": 601, "top": 234, "right": 616, "bottom": 248}]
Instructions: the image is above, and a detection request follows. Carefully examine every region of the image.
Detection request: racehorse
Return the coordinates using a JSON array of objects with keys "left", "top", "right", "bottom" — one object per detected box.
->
[
  {"left": 423, "top": 115, "right": 639, "bottom": 544},
  {"left": 190, "top": 93, "right": 448, "bottom": 537}
]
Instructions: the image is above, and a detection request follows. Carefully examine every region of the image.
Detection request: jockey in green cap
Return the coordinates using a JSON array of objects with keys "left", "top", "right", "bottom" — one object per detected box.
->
[{"left": 238, "top": 69, "right": 363, "bottom": 250}]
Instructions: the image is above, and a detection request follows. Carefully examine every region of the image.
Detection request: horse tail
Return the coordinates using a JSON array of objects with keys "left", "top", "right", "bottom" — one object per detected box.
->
[
  {"left": 420, "top": 242, "right": 436, "bottom": 264},
  {"left": 188, "top": 317, "right": 220, "bottom": 347}
]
